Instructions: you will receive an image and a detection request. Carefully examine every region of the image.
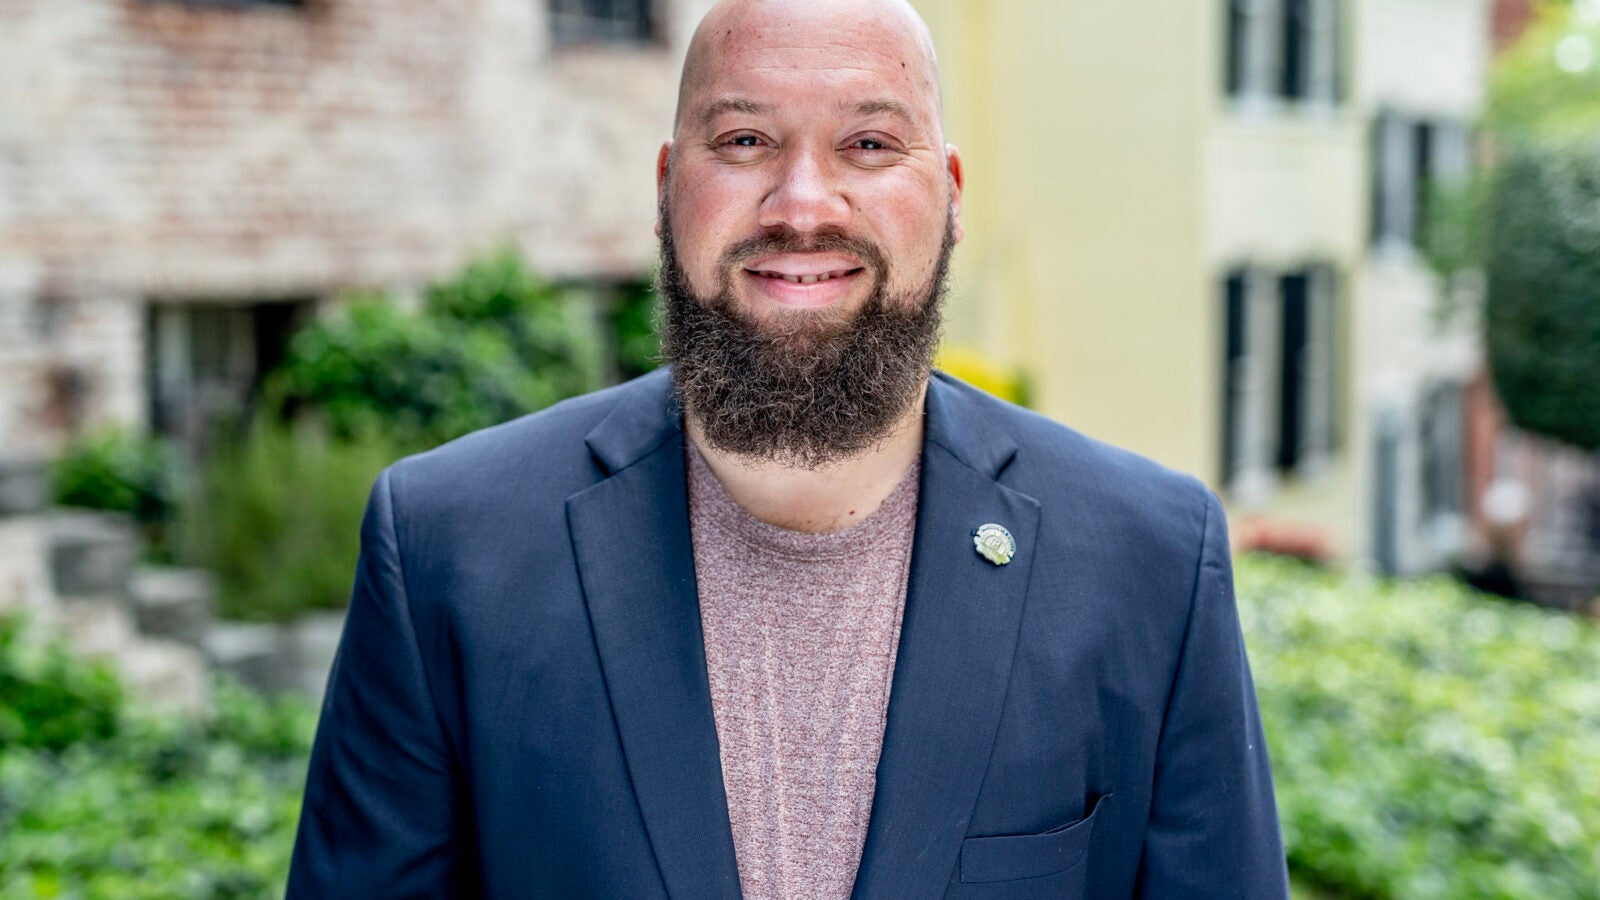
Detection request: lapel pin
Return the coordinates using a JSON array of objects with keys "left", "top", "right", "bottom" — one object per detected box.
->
[{"left": 972, "top": 523, "right": 1016, "bottom": 566}]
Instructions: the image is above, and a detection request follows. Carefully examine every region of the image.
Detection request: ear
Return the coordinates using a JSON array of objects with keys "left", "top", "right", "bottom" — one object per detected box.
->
[
  {"left": 654, "top": 141, "right": 673, "bottom": 237},
  {"left": 945, "top": 144, "right": 965, "bottom": 244}
]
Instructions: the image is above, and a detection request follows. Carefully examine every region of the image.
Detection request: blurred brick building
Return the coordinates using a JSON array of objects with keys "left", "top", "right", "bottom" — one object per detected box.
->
[
  {"left": 1, "top": 0, "right": 708, "bottom": 465},
  {"left": 1, "top": 0, "right": 716, "bottom": 622}
]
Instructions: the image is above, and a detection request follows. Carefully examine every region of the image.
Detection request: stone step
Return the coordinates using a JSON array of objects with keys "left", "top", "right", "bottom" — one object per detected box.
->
[
  {"left": 0, "top": 515, "right": 57, "bottom": 621},
  {"left": 57, "top": 596, "right": 139, "bottom": 659},
  {"left": 0, "top": 459, "right": 49, "bottom": 516},
  {"left": 48, "top": 512, "right": 139, "bottom": 598},
  {"left": 119, "top": 638, "right": 209, "bottom": 715},
  {"left": 284, "top": 609, "right": 346, "bottom": 705},
  {"left": 127, "top": 566, "right": 215, "bottom": 646},
  {"left": 201, "top": 620, "right": 298, "bottom": 696}
]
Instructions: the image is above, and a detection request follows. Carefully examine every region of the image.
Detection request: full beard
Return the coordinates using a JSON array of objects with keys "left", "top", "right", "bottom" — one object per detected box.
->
[{"left": 658, "top": 204, "right": 953, "bottom": 470}]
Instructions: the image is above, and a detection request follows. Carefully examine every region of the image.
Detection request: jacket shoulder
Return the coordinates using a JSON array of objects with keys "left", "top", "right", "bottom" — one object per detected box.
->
[
  {"left": 385, "top": 370, "right": 672, "bottom": 508},
  {"left": 933, "top": 373, "right": 1215, "bottom": 550}
]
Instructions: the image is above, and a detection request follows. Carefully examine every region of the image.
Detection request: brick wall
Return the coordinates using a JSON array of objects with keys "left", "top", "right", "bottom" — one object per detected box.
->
[{"left": 0, "top": 0, "right": 708, "bottom": 458}]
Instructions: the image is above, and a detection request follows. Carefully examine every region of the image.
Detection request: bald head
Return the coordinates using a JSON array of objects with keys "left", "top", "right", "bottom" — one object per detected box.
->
[{"left": 673, "top": 0, "right": 942, "bottom": 136}]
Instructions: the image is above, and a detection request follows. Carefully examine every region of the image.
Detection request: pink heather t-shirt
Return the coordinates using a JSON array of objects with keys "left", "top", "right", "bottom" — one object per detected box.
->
[{"left": 687, "top": 444, "right": 921, "bottom": 900}]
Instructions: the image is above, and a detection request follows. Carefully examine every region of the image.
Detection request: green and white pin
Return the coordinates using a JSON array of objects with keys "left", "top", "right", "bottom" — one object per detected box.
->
[{"left": 972, "top": 523, "right": 1016, "bottom": 566}]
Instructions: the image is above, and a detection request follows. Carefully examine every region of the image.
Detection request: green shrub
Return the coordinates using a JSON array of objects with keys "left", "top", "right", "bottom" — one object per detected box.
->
[
  {"left": 0, "top": 679, "right": 314, "bottom": 900},
  {"left": 50, "top": 429, "right": 181, "bottom": 560},
  {"left": 0, "top": 617, "right": 121, "bottom": 754},
  {"left": 0, "top": 613, "right": 315, "bottom": 899},
  {"left": 1484, "top": 141, "right": 1600, "bottom": 451},
  {"left": 181, "top": 421, "right": 394, "bottom": 622},
  {"left": 607, "top": 277, "right": 662, "bottom": 381},
  {"left": 1239, "top": 556, "right": 1600, "bottom": 899},
  {"left": 268, "top": 248, "right": 601, "bottom": 451},
  {"left": 423, "top": 248, "right": 603, "bottom": 402}
]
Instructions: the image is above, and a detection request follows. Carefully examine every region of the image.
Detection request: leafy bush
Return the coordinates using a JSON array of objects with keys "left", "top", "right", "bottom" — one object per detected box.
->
[
  {"left": 1485, "top": 3, "right": 1600, "bottom": 145},
  {"left": 268, "top": 248, "right": 601, "bottom": 451},
  {"left": 1419, "top": 4, "right": 1600, "bottom": 450},
  {"left": 0, "top": 617, "right": 121, "bottom": 753},
  {"left": 50, "top": 429, "right": 182, "bottom": 559},
  {"left": 0, "top": 614, "right": 314, "bottom": 900},
  {"left": 607, "top": 278, "right": 662, "bottom": 381},
  {"left": 1484, "top": 141, "right": 1600, "bottom": 451},
  {"left": 181, "top": 421, "right": 394, "bottom": 622},
  {"left": 1239, "top": 556, "right": 1600, "bottom": 899}
]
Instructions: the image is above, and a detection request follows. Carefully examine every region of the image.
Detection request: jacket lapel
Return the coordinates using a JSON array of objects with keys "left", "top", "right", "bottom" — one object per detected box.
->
[
  {"left": 851, "top": 375, "right": 1042, "bottom": 899},
  {"left": 566, "top": 373, "right": 742, "bottom": 900}
]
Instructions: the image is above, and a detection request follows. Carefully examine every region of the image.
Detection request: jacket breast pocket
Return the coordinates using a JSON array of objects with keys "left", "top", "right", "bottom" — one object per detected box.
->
[{"left": 957, "top": 793, "right": 1109, "bottom": 885}]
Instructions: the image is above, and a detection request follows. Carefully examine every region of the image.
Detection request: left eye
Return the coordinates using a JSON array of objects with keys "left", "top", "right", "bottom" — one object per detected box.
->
[{"left": 852, "top": 138, "right": 886, "bottom": 151}]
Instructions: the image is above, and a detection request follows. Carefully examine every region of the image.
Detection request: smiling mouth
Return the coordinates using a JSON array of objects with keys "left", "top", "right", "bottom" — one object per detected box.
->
[{"left": 747, "top": 267, "right": 865, "bottom": 285}]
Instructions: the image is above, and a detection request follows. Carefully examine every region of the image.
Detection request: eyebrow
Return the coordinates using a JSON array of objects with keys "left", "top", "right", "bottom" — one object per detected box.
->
[
  {"left": 695, "top": 97, "right": 919, "bottom": 128},
  {"left": 699, "top": 97, "right": 771, "bottom": 123},
  {"left": 846, "top": 99, "right": 916, "bottom": 126}
]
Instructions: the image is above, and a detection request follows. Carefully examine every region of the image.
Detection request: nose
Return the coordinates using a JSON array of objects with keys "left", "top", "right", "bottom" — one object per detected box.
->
[{"left": 758, "top": 145, "right": 852, "bottom": 234}]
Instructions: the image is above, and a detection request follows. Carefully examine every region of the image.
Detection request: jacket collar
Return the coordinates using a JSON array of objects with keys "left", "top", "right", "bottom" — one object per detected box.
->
[{"left": 582, "top": 368, "right": 1021, "bottom": 481}]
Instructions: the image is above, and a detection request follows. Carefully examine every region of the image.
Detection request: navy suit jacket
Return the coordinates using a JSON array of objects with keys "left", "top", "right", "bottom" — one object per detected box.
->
[{"left": 288, "top": 369, "right": 1288, "bottom": 899}]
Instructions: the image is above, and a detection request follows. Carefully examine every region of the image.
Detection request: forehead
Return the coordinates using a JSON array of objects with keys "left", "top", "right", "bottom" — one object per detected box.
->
[{"left": 680, "top": 4, "right": 939, "bottom": 128}]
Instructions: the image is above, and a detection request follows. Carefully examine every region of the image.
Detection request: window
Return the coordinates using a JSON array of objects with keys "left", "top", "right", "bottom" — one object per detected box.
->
[
  {"left": 146, "top": 299, "right": 309, "bottom": 456},
  {"left": 1372, "top": 112, "right": 1472, "bottom": 248},
  {"left": 1221, "top": 271, "right": 1250, "bottom": 486},
  {"left": 1219, "top": 267, "right": 1279, "bottom": 495},
  {"left": 1419, "top": 380, "right": 1466, "bottom": 526},
  {"left": 548, "top": 0, "right": 655, "bottom": 46},
  {"left": 1220, "top": 264, "right": 1339, "bottom": 493},
  {"left": 1226, "top": 0, "right": 1341, "bottom": 105},
  {"left": 1276, "top": 266, "right": 1337, "bottom": 472}
]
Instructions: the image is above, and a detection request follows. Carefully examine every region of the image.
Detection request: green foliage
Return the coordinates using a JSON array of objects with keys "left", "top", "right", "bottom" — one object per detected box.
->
[
  {"left": 1483, "top": 141, "right": 1600, "bottom": 451},
  {"left": 0, "top": 617, "right": 121, "bottom": 753},
  {"left": 1486, "top": 2, "right": 1600, "bottom": 143},
  {"left": 50, "top": 429, "right": 181, "bottom": 559},
  {"left": 1427, "top": 1, "right": 1600, "bottom": 449},
  {"left": 607, "top": 278, "right": 662, "bottom": 381},
  {"left": 0, "top": 667, "right": 314, "bottom": 899},
  {"left": 268, "top": 248, "right": 601, "bottom": 451},
  {"left": 181, "top": 421, "right": 394, "bottom": 622},
  {"left": 423, "top": 249, "right": 604, "bottom": 402},
  {"left": 1239, "top": 556, "right": 1600, "bottom": 899},
  {"left": 0, "top": 615, "right": 314, "bottom": 898},
  {"left": 1418, "top": 174, "right": 1491, "bottom": 316}
]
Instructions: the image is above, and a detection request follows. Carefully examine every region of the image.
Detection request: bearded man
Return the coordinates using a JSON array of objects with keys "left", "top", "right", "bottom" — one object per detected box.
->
[{"left": 288, "top": 0, "right": 1289, "bottom": 896}]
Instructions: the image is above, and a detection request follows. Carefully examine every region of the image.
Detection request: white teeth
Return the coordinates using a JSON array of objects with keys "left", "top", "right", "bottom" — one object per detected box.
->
[{"left": 766, "top": 271, "right": 843, "bottom": 284}]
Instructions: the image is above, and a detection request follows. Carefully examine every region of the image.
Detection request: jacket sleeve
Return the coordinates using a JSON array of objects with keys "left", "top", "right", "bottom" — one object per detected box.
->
[
  {"left": 1135, "top": 490, "right": 1289, "bottom": 898},
  {"left": 287, "top": 467, "right": 479, "bottom": 898}
]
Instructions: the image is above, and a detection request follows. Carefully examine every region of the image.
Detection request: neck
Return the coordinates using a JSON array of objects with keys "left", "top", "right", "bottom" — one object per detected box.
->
[{"left": 685, "top": 384, "right": 928, "bottom": 534}]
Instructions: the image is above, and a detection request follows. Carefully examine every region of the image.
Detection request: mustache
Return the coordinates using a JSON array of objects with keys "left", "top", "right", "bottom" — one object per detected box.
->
[{"left": 718, "top": 227, "right": 888, "bottom": 276}]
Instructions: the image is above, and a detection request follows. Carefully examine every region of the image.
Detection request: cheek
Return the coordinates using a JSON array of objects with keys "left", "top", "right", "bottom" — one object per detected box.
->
[{"left": 667, "top": 196, "right": 736, "bottom": 293}]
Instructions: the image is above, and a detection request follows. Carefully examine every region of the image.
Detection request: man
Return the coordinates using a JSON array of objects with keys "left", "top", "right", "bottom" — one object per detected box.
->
[{"left": 288, "top": 0, "right": 1289, "bottom": 896}]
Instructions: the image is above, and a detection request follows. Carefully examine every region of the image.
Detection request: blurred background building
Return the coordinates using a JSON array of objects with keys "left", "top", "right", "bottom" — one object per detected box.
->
[
  {"left": 918, "top": 0, "right": 1488, "bottom": 579},
  {"left": 0, "top": 0, "right": 710, "bottom": 463},
  {"left": 2, "top": 0, "right": 1596, "bottom": 615}
]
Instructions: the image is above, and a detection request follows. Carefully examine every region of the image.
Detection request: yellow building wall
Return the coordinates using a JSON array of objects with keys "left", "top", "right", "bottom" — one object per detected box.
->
[
  {"left": 916, "top": 0, "right": 1371, "bottom": 560},
  {"left": 916, "top": 0, "right": 1214, "bottom": 479}
]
